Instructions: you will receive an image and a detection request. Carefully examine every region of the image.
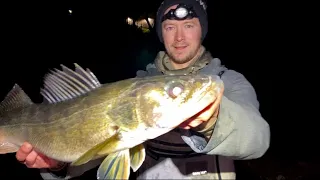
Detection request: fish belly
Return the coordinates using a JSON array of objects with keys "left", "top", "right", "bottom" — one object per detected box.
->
[{"left": 2, "top": 113, "right": 116, "bottom": 163}]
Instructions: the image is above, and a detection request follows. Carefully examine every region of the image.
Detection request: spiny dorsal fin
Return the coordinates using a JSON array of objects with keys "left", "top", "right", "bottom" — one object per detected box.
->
[
  {"left": 40, "top": 63, "right": 101, "bottom": 104},
  {"left": 0, "top": 84, "right": 33, "bottom": 115}
]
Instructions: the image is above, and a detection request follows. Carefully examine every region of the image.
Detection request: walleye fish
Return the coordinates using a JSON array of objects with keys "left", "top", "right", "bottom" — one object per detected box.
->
[{"left": 0, "top": 63, "right": 224, "bottom": 179}]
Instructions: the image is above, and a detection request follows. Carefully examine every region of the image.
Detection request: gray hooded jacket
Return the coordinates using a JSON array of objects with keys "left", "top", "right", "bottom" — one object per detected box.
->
[{"left": 40, "top": 47, "right": 270, "bottom": 180}]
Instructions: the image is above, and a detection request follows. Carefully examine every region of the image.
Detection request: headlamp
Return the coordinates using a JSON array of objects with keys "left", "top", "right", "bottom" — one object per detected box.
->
[{"left": 161, "top": 4, "right": 197, "bottom": 22}]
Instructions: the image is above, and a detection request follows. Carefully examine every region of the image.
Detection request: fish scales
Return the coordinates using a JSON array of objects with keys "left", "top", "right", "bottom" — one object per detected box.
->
[{"left": 0, "top": 81, "right": 142, "bottom": 162}]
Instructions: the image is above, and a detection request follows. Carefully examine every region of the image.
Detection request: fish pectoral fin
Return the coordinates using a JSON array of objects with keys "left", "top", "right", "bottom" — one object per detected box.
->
[
  {"left": 0, "top": 142, "right": 19, "bottom": 154},
  {"left": 129, "top": 144, "right": 145, "bottom": 172},
  {"left": 97, "top": 149, "right": 131, "bottom": 180},
  {"left": 71, "top": 133, "right": 121, "bottom": 166}
]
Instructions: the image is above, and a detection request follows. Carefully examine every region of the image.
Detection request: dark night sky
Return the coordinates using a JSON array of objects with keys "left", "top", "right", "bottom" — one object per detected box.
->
[{"left": 0, "top": 0, "right": 315, "bottom": 179}]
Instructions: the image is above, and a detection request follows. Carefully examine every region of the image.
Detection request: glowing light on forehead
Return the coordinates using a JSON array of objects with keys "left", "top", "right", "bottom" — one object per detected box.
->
[{"left": 175, "top": 7, "right": 188, "bottom": 18}]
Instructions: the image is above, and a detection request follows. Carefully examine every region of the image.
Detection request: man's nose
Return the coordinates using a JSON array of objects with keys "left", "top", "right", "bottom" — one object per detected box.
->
[{"left": 175, "top": 27, "right": 185, "bottom": 42}]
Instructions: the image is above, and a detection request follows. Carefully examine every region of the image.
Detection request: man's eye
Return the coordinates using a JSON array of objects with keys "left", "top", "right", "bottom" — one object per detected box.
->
[
  {"left": 185, "top": 24, "right": 193, "bottom": 28},
  {"left": 166, "top": 26, "right": 174, "bottom": 31}
]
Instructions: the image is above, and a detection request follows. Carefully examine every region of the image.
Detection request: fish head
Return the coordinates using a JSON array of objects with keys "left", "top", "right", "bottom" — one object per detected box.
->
[{"left": 135, "top": 74, "right": 224, "bottom": 138}]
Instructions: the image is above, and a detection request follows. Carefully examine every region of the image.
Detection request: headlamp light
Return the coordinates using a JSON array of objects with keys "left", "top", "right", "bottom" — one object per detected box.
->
[{"left": 161, "top": 4, "right": 197, "bottom": 22}]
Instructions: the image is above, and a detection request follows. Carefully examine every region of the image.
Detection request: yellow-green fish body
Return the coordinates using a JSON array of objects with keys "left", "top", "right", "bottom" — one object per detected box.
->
[{"left": 0, "top": 63, "right": 224, "bottom": 180}]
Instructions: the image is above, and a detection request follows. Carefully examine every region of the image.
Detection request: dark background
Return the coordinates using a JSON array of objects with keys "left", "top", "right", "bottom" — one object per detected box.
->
[{"left": 0, "top": 0, "right": 315, "bottom": 179}]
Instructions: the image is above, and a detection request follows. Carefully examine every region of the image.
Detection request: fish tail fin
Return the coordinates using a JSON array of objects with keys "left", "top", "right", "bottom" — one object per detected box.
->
[
  {"left": 0, "top": 84, "right": 33, "bottom": 116},
  {"left": 0, "top": 129, "right": 19, "bottom": 154}
]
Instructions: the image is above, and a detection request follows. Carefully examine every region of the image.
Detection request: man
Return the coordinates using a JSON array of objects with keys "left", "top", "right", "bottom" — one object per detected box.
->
[{"left": 16, "top": 0, "right": 270, "bottom": 179}]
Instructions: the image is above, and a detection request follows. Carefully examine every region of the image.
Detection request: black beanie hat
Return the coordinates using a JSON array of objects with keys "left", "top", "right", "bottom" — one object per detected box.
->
[{"left": 156, "top": 0, "right": 208, "bottom": 43}]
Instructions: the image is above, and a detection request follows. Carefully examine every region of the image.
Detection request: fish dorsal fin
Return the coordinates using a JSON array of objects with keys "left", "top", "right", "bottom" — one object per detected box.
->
[
  {"left": 40, "top": 63, "right": 102, "bottom": 104},
  {"left": 0, "top": 84, "right": 33, "bottom": 115}
]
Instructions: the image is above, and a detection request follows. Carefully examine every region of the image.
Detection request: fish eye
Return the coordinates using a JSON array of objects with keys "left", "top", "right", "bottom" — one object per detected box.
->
[{"left": 165, "top": 81, "right": 184, "bottom": 98}]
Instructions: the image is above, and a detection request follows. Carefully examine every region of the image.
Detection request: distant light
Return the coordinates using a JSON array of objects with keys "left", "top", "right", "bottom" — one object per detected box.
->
[
  {"left": 126, "top": 17, "right": 133, "bottom": 25},
  {"left": 68, "top": 9, "right": 73, "bottom": 14},
  {"left": 147, "top": 18, "right": 155, "bottom": 27}
]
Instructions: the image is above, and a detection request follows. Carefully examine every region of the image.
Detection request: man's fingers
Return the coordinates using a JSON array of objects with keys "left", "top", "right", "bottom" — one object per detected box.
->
[
  {"left": 39, "top": 153, "right": 58, "bottom": 168},
  {"left": 179, "top": 118, "right": 203, "bottom": 129},
  {"left": 16, "top": 151, "right": 26, "bottom": 163},
  {"left": 187, "top": 119, "right": 204, "bottom": 128},
  {"left": 25, "top": 150, "right": 38, "bottom": 167},
  {"left": 27, "top": 155, "right": 50, "bottom": 169},
  {"left": 20, "top": 142, "right": 33, "bottom": 153},
  {"left": 15, "top": 142, "right": 57, "bottom": 169},
  {"left": 16, "top": 142, "right": 33, "bottom": 162},
  {"left": 25, "top": 153, "right": 54, "bottom": 169},
  {"left": 37, "top": 155, "right": 51, "bottom": 167}
]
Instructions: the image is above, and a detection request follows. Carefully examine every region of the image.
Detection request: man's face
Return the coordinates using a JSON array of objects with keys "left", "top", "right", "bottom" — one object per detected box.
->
[{"left": 161, "top": 5, "right": 202, "bottom": 64}]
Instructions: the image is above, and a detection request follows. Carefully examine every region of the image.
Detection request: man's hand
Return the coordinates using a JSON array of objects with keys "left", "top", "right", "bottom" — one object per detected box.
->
[
  {"left": 16, "top": 142, "right": 59, "bottom": 169},
  {"left": 179, "top": 88, "right": 224, "bottom": 130}
]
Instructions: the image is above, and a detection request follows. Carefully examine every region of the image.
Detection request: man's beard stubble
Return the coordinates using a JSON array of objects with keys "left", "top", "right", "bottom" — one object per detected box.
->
[
  {"left": 167, "top": 51, "right": 195, "bottom": 64},
  {"left": 168, "top": 45, "right": 201, "bottom": 65}
]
